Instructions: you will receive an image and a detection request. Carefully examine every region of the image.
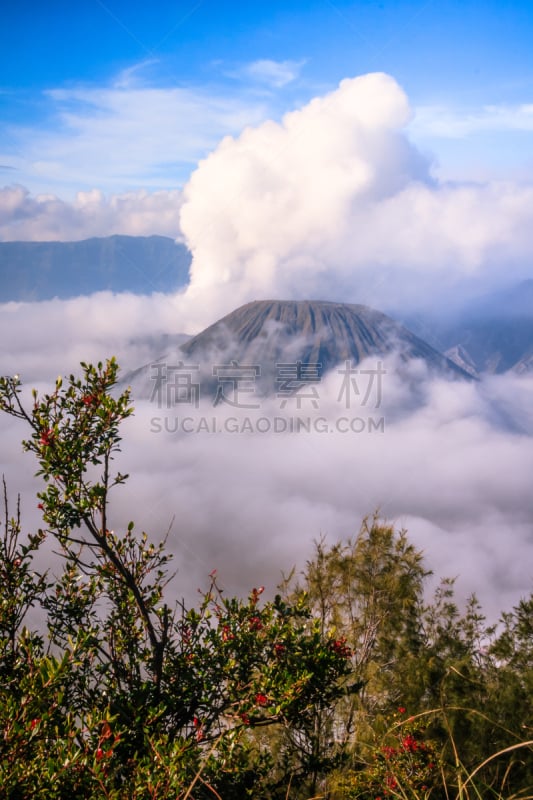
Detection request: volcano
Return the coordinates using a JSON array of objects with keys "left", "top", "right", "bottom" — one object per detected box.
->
[
  {"left": 180, "top": 299, "right": 468, "bottom": 374},
  {"left": 126, "top": 299, "right": 472, "bottom": 402}
]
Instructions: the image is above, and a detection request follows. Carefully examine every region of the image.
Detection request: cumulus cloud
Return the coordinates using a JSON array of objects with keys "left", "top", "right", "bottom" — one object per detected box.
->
[
  {"left": 179, "top": 72, "right": 533, "bottom": 322},
  {"left": 0, "top": 185, "right": 184, "bottom": 241},
  {"left": 7, "top": 70, "right": 533, "bottom": 300}
]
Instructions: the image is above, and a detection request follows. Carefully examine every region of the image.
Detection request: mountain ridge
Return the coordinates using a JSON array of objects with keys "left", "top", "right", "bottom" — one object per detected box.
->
[{"left": 0, "top": 234, "right": 191, "bottom": 301}]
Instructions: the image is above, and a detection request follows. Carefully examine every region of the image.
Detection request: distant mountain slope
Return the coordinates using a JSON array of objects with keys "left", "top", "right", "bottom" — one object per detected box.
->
[
  {"left": 0, "top": 235, "right": 191, "bottom": 301},
  {"left": 402, "top": 280, "right": 533, "bottom": 375},
  {"left": 445, "top": 317, "right": 533, "bottom": 374},
  {"left": 127, "top": 299, "right": 471, "bottom": 401}
]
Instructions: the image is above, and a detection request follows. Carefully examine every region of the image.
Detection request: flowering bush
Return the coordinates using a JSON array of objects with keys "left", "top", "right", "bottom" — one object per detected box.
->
[
  {"left": 335, "top": 710, "right": 441, "bottom": 799},
  {"left": 0, "top": 360, "right": 354, "bottom": 797}
]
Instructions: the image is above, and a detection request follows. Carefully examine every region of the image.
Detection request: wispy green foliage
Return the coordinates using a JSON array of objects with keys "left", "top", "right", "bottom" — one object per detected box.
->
[{"left": 282, "top": 524, "right": 533, "bottom": 798}]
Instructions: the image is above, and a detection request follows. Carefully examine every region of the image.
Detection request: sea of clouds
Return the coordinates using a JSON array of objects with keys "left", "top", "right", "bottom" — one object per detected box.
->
[{"left": 1, "top": 73, "right": 532, "bottom": 621}]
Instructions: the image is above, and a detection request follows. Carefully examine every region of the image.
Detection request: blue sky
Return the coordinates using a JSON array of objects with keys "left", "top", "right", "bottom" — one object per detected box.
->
[{"left": 2, "top": 0, "right": 533, "bottom": 200}]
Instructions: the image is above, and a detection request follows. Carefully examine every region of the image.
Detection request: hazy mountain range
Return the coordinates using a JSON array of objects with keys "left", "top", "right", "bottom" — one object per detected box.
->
[
  {"left": 409, "top": 281, "right": 533, "bottom": 376},
  {"left": 0, "top": 235, "right": 191, "bottom": 300}
]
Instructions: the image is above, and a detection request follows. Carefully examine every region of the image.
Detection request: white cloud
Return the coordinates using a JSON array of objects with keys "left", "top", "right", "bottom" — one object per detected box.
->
[
  {"left": 243, "top": 59, "right": 306, "bottom": 88},
  {"left": 412, "top": 102, "right": 533, "bottom": 139},
  {"left": 0, "top": 185, "right": 184, "bottom": 241},
  {"left": 178, "top": 72, "right": 533, "bottom": 323},
  {"left": 94, "top": 367, "right": 533, "bottom": 619},
  {"left": 408, "top": 102, "right": 533, "bottom": 182},
  {"left": 0, "top": 81, "right": 270, "bottom": 195},
  {"left": 0, "top": 291, "right": 188, "bottom": 380},
  {"left": 113, "top": 59, "right": 161, "bottom": 90}
]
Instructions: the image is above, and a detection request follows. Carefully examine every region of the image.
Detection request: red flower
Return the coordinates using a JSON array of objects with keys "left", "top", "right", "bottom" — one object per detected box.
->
[
  {"left": 255, "top": 692, "right": 268, "bottom": 706},
  {"left": 398, "top": 706, "right": 406, "bottom": 714},
  {"left": 95, "top": 748, "right": 104, "bottom": 761},
  {"left": 250, "top": 586, "right": 264, "bottom": 605},
  {"left": 274, "top": 643, "right": 286, "bottom": 656},
  {"left": 221, "top": 624, "right": 233, "bottom": 642},
  {"left": 39, "top": 429, "right": 54, "bottom": 446},
  {"left": 249, "top": 616, "right": 263, "bottom": 631},
  {"left": 402, "top": 734, "right": 419, "bottom": 752},
  {"left": 193, "top": 717, "right": 204, "bottom": 741},
  {"left": 37, "top": 503, "right": 44, "bottom": 510},
  {"left": 30, "top": 718, "right": 40, "bottom": 730},
  {"left": 330, "top": 637, "right": 352, "bottom": 658}
]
